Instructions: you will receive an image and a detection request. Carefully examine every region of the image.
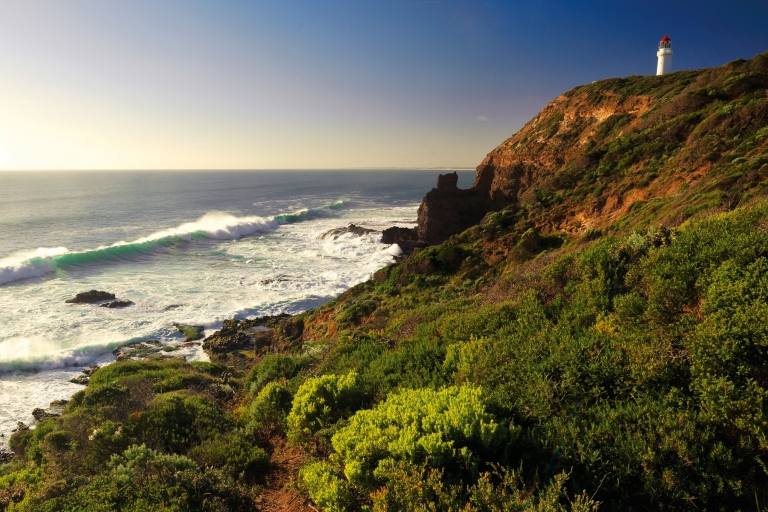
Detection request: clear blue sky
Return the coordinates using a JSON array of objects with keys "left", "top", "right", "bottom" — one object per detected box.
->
[{"left": 0, "top": 0, "right": 765, "bottom": 170}]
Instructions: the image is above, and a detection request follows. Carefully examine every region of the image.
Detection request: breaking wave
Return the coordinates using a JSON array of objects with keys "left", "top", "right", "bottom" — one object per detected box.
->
[
  {"left": 0, "top": 337, "right": 127, "bottom": 372},
  {"left": 0, "top": 212, "right": 279, "bottom": 286},
  {"left": 275, "top": 201, "right": 346, "bottom": 223},
  {"left": 0, "top": 202, "right": 349, "bottom": 287}
]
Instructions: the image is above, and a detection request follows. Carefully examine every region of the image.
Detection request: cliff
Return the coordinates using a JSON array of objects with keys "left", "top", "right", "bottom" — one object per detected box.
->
[
  {"left": 6, "top": 51, "right": 768, "bottom": 512},
  {"left": 389, "top": 50, "right": 768, "bottom": 250}
]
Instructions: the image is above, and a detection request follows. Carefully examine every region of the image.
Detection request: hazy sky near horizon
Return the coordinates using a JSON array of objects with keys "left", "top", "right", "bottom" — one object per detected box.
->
[{"left": 0, "top": 1, "right": 766, "bottom": 170}]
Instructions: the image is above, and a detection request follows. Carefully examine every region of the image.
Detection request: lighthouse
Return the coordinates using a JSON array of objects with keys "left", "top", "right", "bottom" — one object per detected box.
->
[{"left": 656, "top": 35, "right": 673, "bottom": 75}]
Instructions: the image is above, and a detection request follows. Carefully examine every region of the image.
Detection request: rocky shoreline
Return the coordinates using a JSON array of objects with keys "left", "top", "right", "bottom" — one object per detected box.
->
[{"left": 0, "top": 220, "right": 408, "bottom": 456}]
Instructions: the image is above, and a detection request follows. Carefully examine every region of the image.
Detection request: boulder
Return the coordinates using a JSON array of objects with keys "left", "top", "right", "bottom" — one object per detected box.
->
[
  {"left": 259, "top": 274, "right": 302, "bottom": 286},
  {"left": 32, "top": 408, "right": 59, "bottom": 422},
  {"left": 69, "top": 374, "right": 90, "bottom": 385},
  {"left": 174, "top": 324, "right": 205, "bottom": 341},
  {"left": 202, "top": 319, "right": 253, "bottom": 354},
  {"left": 112, "top": 341, "right": 164, "bottom": 361},
  {"left": 320, "top": 223, "right": 377, "bottom": 240},
  {"left": 65, "top": 290, "right": 116, "bottom": 304},
  {"left": 100, "top": 300, "right": 134, "bottom": 308},
  {"left": 11, "top": 422, "right": 29, "bottom": 433}
]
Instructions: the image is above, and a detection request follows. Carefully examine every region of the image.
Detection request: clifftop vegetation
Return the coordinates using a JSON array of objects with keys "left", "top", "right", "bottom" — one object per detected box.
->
[{"left": 3, "top": 51, "right": 768, "bottom": 511}]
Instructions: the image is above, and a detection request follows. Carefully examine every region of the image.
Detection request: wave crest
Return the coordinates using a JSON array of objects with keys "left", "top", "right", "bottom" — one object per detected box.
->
[{"left": 0, "top": 212, "right": 278, "bottom": 286}]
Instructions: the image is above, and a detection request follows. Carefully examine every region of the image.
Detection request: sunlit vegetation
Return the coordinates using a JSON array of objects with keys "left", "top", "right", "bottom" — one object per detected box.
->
[{"left": 3, "top": 52, "right": 768, "bottom": 511}]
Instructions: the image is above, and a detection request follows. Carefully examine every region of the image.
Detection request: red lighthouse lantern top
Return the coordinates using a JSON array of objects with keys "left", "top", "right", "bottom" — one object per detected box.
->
[{"left": 660, "top": 35, "right": 671, "bottom": 43}]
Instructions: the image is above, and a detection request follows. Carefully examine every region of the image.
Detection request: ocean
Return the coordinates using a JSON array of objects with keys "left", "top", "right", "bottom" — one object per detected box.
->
[{"left": 0, "top": 169, "right": 474, "bottom": 442}]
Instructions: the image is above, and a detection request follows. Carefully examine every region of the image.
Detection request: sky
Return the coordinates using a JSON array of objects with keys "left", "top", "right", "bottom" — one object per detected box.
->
[{"left": 0, "top": 1, "right": 766, "bottom": 171}]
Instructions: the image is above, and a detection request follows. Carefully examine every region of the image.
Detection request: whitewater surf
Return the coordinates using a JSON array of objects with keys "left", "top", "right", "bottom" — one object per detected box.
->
[{"left": 0, "top": 169, "right": 474, "bottom": 444}]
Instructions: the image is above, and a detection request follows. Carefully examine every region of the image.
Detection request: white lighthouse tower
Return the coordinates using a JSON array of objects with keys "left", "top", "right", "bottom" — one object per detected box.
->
[{"left": 656, "top": 35, "right": 673, "bottom": 75}]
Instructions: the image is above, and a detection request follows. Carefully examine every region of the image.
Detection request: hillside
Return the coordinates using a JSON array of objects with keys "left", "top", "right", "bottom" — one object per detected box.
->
[
  {"left": 3, "top": 51, "right": 768, "bottom": 511},
  {"left": 390, "top": 50, "right": 768, "bottom": 248}
]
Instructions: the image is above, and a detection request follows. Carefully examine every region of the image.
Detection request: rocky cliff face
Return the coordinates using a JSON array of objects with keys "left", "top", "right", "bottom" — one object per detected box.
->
[
  {"left": 390, "top": 50, "right": 768, "bottom": 251},
  {"left": 383, "top": 172, "right": 490, "bottom": 252}
]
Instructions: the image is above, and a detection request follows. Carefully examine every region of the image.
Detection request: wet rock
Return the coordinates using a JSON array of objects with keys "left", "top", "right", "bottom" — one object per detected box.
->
[
  {"left": 259, "top": 274, "right": 302, "bottom": 286},
  {"left": 49, "top": 399, "right": 69, "bottom": 407},
  {"left": 65, "top": 290, "right": 116, "bottom": 304},
  {"left": 69, "top": 365, "right": 99, "bottom": 385},
  {"left": 163, "top": 304, "right": 184, "bottom": 311},
  {"left": 174, "top": 324, "right": 205, "bottom": 341},
  {"left": 11, "top": 422, "right": 29, "bottom": 433},
  {"left": 202, "top": 319, "right": 253, "bottom": 354},
  {"left": 320, "top": 223, "right": 377, "bottom": 240},
  {"left": 112, "top": 341, "right": 163, "bottom": 361},
  {"left": 81, "top": 365, "right": 99, "bottom": 377},
  {"left": 69, "top": 375, "right": 90, "bottom": 385},
  {"left": 382, "top": 226, "right": 420, "bottom": 253},
  {"left": 32, "top": 408, "right": 59, "bottom": 422},
  {"left": 100, "top": 300, "right": 134, "bottom": 308}
]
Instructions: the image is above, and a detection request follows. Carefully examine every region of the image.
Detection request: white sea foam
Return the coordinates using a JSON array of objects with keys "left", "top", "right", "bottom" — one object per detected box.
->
[
  {"left": 0, "top": 202, "right": 419, "bottom": 445},
  {"left": 128, "top": 211, "right": 279, "bottom": 244},
  {"left": 0, "top": 247, "right": 68, "bottom": 285},
  {"left": 0, "top": 336, "right": 124, "bottom": 372}
]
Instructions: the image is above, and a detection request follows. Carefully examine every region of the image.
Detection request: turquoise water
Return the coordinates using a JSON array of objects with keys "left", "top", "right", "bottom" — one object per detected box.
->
[{"left": 0, "top": 169, "right": 474, "bottom": 439}]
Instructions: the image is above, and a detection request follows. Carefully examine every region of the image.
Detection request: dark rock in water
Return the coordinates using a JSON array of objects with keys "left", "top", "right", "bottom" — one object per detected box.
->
[
  {"left": 50, "top": 399, "right": 69, "bottom": 407},
  {"left": 82, "top": 365, "right": 99, "bottom": 376},
  {"left": 32, "top": 408, "right": 59, "bottom": 422},
  {"left": 202, "top": 319, "right": 253, "bottom": 354},
  {"left": 259, "top": 274, "right": 302, "bottom": 286},
  {"left": 163, "top": 304, "right": 184, "bottom": 311},
  {"left": 69, "top": 374, "right": 90, "bottom": 385},
  {"left": 113, "top": 341, "right": 164, "bottom": 361},
  {"left": 100, "top": 300, "right": 134, "bottom": 308},
  {"left": 382, "top": 226, "right": 420, "bottom": 253},
  {"left": 12, "top": 422, "right": 29, "bottom": 433},
  {"left": 65, "top": 290, "right": 116, "bottom": 304},
  {"left": 174, "top": 324, "right": 205, "bottom": 341},
  {"left": 320, "top": 223, "right": 377, "bottom": 240},
  {"left": 68, "top": 364, "right": 100, "bottom": 385}
]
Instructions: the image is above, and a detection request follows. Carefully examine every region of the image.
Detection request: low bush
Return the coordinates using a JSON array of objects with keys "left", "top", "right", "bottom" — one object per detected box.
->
[{"left": 287, "top": 371, "right": 365, "bottom": 446}]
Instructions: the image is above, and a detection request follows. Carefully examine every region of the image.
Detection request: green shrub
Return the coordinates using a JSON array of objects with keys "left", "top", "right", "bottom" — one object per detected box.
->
[
  {"left": 247, "top": 353, "right": 309, "bottom": 393},
  {"left": 29, "top": 444, "right": 253, "bottom": 511},
  {"left": 300, "top": 461, "right": 354, "bottom": 512},
  {"left": 129, "top": 392, "right": 230, "bottom": 453},
  {"left": 287, "top": 371, "right": 364, "bottom": 445},
  {"left": 331, "top": 386, "right": 506, "bottom": 491},
  {"left": 245, "top": 381, "right": 293, "bottom": 433},
  {"left": 187, "top": 433, "right": 269, "bottom": 478},
  {"left": 368, "top": 460, "right": 599, "bottom": 512},
  {"left": 82, "top": 381, "right": 130, "bottom": 407}
]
